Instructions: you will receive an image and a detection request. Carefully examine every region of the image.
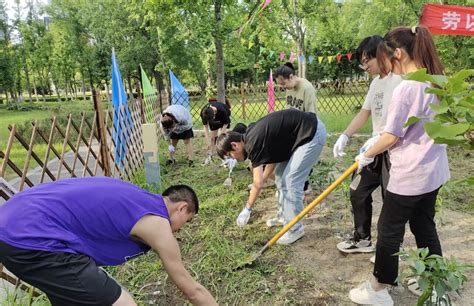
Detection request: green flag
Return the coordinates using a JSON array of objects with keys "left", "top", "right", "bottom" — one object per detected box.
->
[{"left": 140, "top": 65, "right": 157, "bottom": 123}]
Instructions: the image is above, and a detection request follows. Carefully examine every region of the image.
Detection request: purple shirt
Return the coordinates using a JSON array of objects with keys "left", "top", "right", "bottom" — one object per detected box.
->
[
  {"left": 0, "top": 177, "right": 170, "bottom": 266},
  {"left": 384, "top": 80, "right": 450, "bottom": 196}
]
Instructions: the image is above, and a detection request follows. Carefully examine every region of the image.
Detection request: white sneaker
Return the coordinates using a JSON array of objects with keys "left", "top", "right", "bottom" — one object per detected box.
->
[
  {"left": 276, "top": 228, "right": 304, "bottom": 245},
  {"left": 266, "top": 217, "right": 285, "bottom": 227},
  {"left": 337, "top": 237, "right": 375, "bottom": 253},
  {"left": 349, "top": 281, "right": 393, "bottom": 305}
]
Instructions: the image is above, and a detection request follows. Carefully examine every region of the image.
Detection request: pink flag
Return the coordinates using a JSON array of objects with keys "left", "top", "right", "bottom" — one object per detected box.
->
[
  {"left": 262, "top": 0, "right": 272, "bottom": 10},
  {"left": 279, "top": 52, "right": 285, "bottom": 61},
  {"left": 267, "top": 69, "right": 275, "bottom": 113},
  {"left": 289, "top": 52, "right": 296, "bottom": 63}
]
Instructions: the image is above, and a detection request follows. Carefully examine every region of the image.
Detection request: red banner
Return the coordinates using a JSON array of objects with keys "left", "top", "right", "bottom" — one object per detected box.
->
[{"left": 420, "top": 4, "right": 474, "bottom": 36}]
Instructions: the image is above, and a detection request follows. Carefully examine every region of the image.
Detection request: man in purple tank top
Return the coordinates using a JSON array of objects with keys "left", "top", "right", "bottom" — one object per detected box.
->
[{"left": 0, "top": 177, "right": 217, "bottom": 306}]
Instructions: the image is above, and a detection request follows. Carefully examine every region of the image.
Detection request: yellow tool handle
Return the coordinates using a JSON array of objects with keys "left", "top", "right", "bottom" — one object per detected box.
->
[{"left": 266, "top": 162, "right": 359, "bottom": 247}]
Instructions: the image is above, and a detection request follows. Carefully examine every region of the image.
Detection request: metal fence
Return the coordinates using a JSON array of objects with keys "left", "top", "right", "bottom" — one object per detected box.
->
[{"left": 167, "top": 79, "right": 369, "bottom": 126}]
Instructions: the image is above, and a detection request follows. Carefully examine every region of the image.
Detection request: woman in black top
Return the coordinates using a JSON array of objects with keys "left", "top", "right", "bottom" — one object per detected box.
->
[{"left": 200, "top": 98, "right": 231, "bottom": 164}]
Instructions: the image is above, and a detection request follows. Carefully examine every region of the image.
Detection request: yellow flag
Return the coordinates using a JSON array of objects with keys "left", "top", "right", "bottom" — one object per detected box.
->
[
  {"left": 248, "top": 41, "right": 254, "bottom": 49},
  {"left": 318, "top": 56, "right": 324, "bottom": 64},
  {"left": 328, "top": 56, "right": 334, "bottom": 63}
]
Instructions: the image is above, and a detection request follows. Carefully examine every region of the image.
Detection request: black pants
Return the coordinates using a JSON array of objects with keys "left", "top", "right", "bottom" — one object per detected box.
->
[
  {"left": 350, "top": 152, "right": 390, "bottom": 240},
  {"left": 374, "top": 188, "right": 442, "bottom": 285},
  {"left": 0, "top": 241, "right": 121, "bottom": 305}
]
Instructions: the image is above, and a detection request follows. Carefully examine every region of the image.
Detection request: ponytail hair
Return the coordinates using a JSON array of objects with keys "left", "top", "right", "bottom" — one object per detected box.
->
[
  {"left": 276, "top": 62, "right": 295, "bottom": 79},
  {"left": 377, "top": 25, "right": 444, "bottom": 76}
]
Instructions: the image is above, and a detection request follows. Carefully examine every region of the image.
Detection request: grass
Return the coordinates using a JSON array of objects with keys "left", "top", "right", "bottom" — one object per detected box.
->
[
  {"left": 1, "top": 135, "right": 472, "bottom": 305},
  {"left": 103, "top": 137, "right": 324, "bottom": 304},
  {"left": 0, "top": 102, "right": 95, "bottom": 147}
]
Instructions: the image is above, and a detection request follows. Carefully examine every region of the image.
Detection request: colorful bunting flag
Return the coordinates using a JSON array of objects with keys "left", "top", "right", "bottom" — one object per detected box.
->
[
  {"left": 299, "top": 54, "right": 305, "bottom": 63},
  {"left": 279, "top": 52, "right": 285, "bottom": 61},
  {"left": 289, "top": 52, "right": 296, "bottom": 63},
  {"left": 318, "top": 56, "right": 324, "bottom": 64},
  {"left": 327, "top": 56, "right": 334, "bottom": 63},
  {"left": 259, "top": 46, "right": 265, "bottom": 54},
  {"left": 269, "top": 50, "right": 275, "bottom": 58},
  {"left": 248, "top": 41, "right": 254, "bottom": 49},
  {"left": 267, "top": 69, "right": 275, "bottom": 113},
  {"left": 347, "top": 53, "right": 353, "bottom": 61},
  {"left": 308, "top": 55, "right": 314, "bottom": 64},
  {"left": 336, "top": 54, "right": 342, "bottom": 63}
]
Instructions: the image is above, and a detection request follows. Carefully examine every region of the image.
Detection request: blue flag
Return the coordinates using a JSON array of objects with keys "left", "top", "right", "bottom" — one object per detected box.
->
[
  {"left": 169, "top": 70, "right": 190, "bottom": 109},
  {"left": 111, "top": 49, "right": 130, "bottom": 167}
]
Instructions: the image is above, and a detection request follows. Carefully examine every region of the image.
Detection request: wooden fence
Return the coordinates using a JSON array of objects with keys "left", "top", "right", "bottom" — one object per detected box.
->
[{"left": 0, "top": 90, "right": 160, "bottom": 301}]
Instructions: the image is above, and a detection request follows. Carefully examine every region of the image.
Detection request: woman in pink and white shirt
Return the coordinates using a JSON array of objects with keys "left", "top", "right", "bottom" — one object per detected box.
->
[{"left": 349, "top": 25, "right": 450, "bottom": 306}]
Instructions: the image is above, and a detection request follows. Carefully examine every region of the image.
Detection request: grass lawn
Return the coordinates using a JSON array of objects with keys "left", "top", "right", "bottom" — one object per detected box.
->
[{"left": 0, "top": 102, "right": 95, "bottom": 147}]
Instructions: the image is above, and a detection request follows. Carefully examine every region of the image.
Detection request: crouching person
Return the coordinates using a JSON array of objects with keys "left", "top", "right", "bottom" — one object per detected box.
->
[
  {"left": 216, "top": 109, "right": 326, "bottom": 245},
  {"left": 0, "top": 177, "right": 217, "bottom": 306}
]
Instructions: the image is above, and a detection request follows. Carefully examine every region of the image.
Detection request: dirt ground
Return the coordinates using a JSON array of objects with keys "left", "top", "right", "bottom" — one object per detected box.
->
[{"left": 254, "top": 144, "right": 474, "bottom": 305}]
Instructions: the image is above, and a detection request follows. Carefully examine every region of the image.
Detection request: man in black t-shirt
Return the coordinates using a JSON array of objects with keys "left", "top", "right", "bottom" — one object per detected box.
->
[
  {"left": 216, "top": 109, "right": 327, "bottom": 245},
  {"left": 200, "top": 101, "right": 231, "bottom": 164}
]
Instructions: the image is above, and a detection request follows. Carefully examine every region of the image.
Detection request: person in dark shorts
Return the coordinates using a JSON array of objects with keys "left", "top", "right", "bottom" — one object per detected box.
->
[
  {"left": 160, "top": 104, "right": 194, "bottom": 166},
  {"left": 200, "top": 98, "right": 231, "bottom": 165},
  {"left": 216, "top": 109, "right": 327, "bottom": 245},
  {"left": 0, "top": 177, "right": 217, "bottom": 306}
]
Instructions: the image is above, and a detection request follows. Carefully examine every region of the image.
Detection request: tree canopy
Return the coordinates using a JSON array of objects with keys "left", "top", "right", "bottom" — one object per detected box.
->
[{"left": 0, "top": 0, "right": 472, "bottom": 102}]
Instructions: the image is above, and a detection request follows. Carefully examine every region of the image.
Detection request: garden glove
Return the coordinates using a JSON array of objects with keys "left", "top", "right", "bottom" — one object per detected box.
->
[
  {"left": 333, "top": 134, "right": 349, "bottom": 158},
  {"left": 168, "top": 144, "right": 175, "bottom": 153},
  {"left": 227, "top": 158, "right": 237, "bottom": 171},
  {"left": 360, "top": 135, "right": 380, "bottom": 154},
  {"left": 355, "top": 152, "right": 374, "bottom": 173},
  {"left": 203, "top": 153, "right": 212, "bottom": 165},
  {"left": 236, "top": 207, "right": 252, "bottom": 227}
]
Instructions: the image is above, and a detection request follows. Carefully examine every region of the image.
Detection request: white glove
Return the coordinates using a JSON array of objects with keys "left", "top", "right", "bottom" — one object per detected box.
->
[
  {"left": 333, "top": 134, "right": 349, "bottom": 158},
  {"left": 236, "top": 207, "right": 252, "bottom": 227},
  {"left": 355, "top": 152, "right": 375, "bottom": 172},
  {"left": 360, "top": 135, "right": 380, "bottom": 154},
  {"left": 168, "top": 145, "right": 175, "bottom": 153},
  {"left": 203, "top": 153, "right": 212, "bottom": 165},
  {"left": 227, "top": 158, "right": 237, "bottom": 171}
]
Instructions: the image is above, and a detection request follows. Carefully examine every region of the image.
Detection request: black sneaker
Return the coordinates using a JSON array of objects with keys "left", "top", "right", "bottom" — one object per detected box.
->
[
  {"left": 337, "top": 237, "right": 375, "bottom": 253},
  {"left": 166, "top": 159, "right": 176, "bottom": 166}
]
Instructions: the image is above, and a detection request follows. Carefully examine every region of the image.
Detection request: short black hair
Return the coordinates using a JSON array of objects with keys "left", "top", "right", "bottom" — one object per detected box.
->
[
  {"left": 232, "top": 122, "right": 247, "bottom": 134},
  {"left": 215, "top": 131, "right": 244, "bottom": 159},
  {"left": 161, "top": 113, "right": 176, "bottom": 129},
  {"left": 355, "top": 35, "right": 383, "bottom": 63},
  {"left": 200, "top": 105, "right": 215, "bottom": 124},
  {"left": 275, "top": 62, "right": 295, "bottom": 79},
  {"left": 162, "top": 184, "right": 199, "bottom": 214}
]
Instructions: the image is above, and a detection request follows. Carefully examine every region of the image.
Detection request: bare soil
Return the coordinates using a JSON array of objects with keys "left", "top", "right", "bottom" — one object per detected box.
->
[{"left": 253, "top": 143, "right": 474, "bottom": 305}]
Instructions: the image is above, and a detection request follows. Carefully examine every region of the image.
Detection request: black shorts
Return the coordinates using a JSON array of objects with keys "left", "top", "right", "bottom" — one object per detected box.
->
[
  {"left": 209, "top": 122, "right": 230, "bottom": 131},
  {"left": 170, "top": 128, "right": 194, "bottom": 140},
  {"left": 0, "top": 240, "right": 121, "bottom": 305}
]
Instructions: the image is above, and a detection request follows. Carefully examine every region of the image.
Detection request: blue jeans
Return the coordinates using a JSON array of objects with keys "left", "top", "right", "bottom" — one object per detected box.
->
[{"left": 275, "top": 119, "right": 327, "bottom": 233}]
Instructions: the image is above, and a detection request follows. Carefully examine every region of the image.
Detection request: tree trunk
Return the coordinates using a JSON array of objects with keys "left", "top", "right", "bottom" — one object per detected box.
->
[
  {"left": 80, "top": 71, "right": 87, "bottom": 101},
  {"left": 214, "top": 0, "right": 226, "bottom": 103},
  {"left": 104, "top": 82, "right": 111, "bottom": 103},
  {"left": 21, "top": 48, "right": 33, "bottom": 104},
  {"left": 293, "top": 0, "right": 306, "bottom": 78},
  {"left": 127, "top": 74, "right": 133, "bottom": 100},
  {"left": 32, "top": 78, "right": 39, "bottom": 103}
]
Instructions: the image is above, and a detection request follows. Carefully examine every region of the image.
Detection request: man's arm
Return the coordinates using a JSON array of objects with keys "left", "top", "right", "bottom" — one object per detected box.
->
[
  {"left": 344, "top": 109, "right": 371, "bottom": 137},
  {"left": 130, "top": 216, "right": 217, "bottom": 306},
  {"left": 246, "top": 165, "right": 264, "bottom": 209}
]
